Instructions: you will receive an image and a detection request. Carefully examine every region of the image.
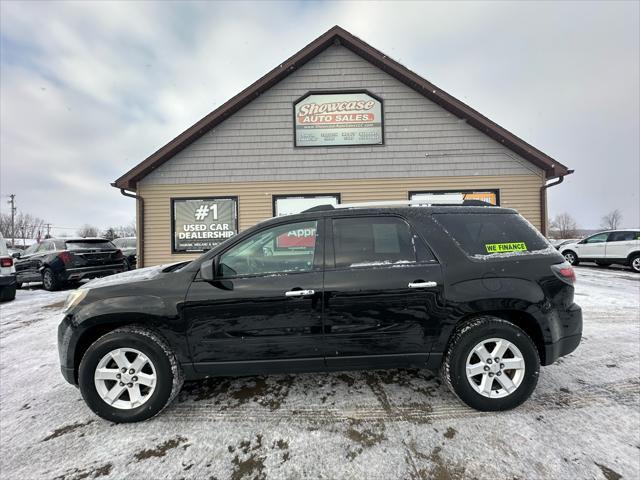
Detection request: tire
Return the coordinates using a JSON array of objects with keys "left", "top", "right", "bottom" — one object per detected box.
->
[
  {"left": 595, "top": 261, "right": 611, "bottom": 267},
  {"left": 0, "top": 284, "right": 16, "bottom": 302},
  {"left": 630, "top": 254, "right": 640, "bottom": 273},
  {"left": 42, "top": 268, "right": 60, "bottom": 291},
  {"left": 441, "top": 316, "right": 540, "bottom": 411},
  {"left": 78, "top": 326, "right": 183, "bottom": 423},
  {"left": 563, "top": 250, "right": 579, "bottom": 266}
]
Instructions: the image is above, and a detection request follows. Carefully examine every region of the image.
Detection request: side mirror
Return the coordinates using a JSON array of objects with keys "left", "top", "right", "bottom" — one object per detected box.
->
[
  {"left": 12, "top": 252, "right": 21, "bottom": 259},
  {"left": 200, "top": 258, "right": 216, "bottom": 281}
]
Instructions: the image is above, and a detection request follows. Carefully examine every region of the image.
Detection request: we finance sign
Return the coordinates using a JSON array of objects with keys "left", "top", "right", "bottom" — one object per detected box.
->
[{"left": 294, "top": 92, "right": 383, "bottom": 147}]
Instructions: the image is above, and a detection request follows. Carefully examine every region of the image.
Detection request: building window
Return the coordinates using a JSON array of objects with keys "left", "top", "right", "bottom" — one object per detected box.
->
[
  {"left": 409, "top": 190, "right": 499, "bottom": 206},
  {"left": 171, "top": 197, "right": 238, "bottom": 253},
  {"left": 273, "top": 194, "right": 340, "bottom": 217}
]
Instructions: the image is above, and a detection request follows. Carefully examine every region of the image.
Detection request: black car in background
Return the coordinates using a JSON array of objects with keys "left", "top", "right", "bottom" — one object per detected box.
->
[
  {"left": 112, "top": 237, "right": 137, "bottom": 270},
  {"left": 58, "top": 205, "right": 582, "bottom": 423},
  {"left": 14, "top": 238, "right": 126, "bottom": 291}
]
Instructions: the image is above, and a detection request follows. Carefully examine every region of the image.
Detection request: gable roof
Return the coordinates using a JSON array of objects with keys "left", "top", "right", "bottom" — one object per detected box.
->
[{"left": 113, "top": 26, "right": 571, "bottom": 191}]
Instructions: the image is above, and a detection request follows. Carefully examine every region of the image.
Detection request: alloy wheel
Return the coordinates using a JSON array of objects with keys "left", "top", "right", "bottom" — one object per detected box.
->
[
  {"left": 466, "top": 338, "right": 525, "bottom": 398},
  {"left": 632, "top": 257, "right": 640, "bottom": 272},
  {"left": 564, "top": 252, "right": 576, "bottom": 264},
  {"left": 94, "top": 348, "right": 157, "bottom": 410}
]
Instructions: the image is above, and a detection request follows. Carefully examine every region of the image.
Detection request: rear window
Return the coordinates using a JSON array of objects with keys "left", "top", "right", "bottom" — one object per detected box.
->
[
  {"left": 65, "top": 240, "right": 115, "bottom": 251},
  {"left": 433, "top": 213, "right": 550, "bottom": 257}
]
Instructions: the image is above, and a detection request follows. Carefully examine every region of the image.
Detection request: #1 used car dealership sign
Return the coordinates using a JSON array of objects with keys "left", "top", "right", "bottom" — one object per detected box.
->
[
  {"left": 294, "top": 92, "right": 383, "bottom": 147},
  {"left": 172, "top": 197, "right": 238, "bottom": 253}
]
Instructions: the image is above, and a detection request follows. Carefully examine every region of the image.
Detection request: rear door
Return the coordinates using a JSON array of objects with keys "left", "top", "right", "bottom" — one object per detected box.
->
[
  {"left": 322, "top": 215, "right": 443, "bottom": 370},
  {"left": 605, "top": 231, "right": 640, "bottom": 259}
]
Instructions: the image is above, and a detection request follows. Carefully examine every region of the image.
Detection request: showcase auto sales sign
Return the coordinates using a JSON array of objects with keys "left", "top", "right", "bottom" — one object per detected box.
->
[{"left": 294, "top": 92, "right": 383, "bottom": 146}]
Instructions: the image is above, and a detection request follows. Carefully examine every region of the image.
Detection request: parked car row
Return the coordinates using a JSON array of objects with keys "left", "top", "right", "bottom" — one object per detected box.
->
[
  {"left": 557, "top": 230, "right": 640, "bottom": 272},
  {"left": 2, "top": 237, "right": 138, "bottom": 294}
]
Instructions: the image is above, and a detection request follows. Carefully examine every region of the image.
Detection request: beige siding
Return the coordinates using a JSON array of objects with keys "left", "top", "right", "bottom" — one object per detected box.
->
[{"left": 139, "top": 175, "right": 543, "bottom": 266}]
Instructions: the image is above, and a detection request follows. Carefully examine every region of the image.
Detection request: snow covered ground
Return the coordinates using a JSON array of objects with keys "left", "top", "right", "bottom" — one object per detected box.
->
[{"left": 1, "top": 266, "right": 638, "bottom": 480}]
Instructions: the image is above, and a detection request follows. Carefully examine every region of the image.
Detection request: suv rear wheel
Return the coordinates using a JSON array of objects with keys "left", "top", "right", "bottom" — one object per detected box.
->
[
  {"left": 78, "top": 326, "right": 183, "bottom": 423},
  {"left": 630, "top": 254, "right": 640, "bottom": 273},
  {"left": 441, "top": 316, "right": 540, "bottom": 411},
  {"left": 42, "top": 268, "right": 60, "bottom": 291}
]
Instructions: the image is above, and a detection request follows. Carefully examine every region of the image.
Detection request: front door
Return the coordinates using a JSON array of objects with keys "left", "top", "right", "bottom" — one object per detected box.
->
[
  {"left": 183, "top": 219, "right": 325, "bottom": 375},
  {"left": 322, "top": 215, "right": 443, "bottom": 370},
  {"left": 577, "top": 232, "right": 608, "bottom": 259}
]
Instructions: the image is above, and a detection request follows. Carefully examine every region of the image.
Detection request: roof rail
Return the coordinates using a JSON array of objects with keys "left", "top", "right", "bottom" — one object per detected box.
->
[{"left": 301, "top": 199, "right": 494, "bottom": 213}]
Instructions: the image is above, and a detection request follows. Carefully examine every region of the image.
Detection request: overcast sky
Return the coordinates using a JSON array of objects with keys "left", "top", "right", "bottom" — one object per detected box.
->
[{"left": 1, "top": 0, "right": 638, "bottom": 237}]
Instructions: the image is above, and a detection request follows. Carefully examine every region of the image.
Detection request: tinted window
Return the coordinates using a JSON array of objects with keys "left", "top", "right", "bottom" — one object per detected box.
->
[
  {"left": 433, "top": 213, "right": 549, "bottom": 257},
  {"left": 333, "top": 217, "right": 415, "bottom": 268},
  {"left": 65, "top": 240, "right": 115, "bottom": 250},
  {"left": 584, "top": 233, "right": 608, "bottom": 244},
  {"left": 608, "top": 231, "right": 638, "bottom": 242},
  {"left": 219, "top": 221, "right": 317, "bottom": 277}
]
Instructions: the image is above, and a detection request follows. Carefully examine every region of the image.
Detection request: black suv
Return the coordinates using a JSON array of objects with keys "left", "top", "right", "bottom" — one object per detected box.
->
[
  {"left": 58, "top": 206, "right": 582, "bottom": 422},
  {"left": 15, "top": 238, "right": 126, "bottom": 291}
]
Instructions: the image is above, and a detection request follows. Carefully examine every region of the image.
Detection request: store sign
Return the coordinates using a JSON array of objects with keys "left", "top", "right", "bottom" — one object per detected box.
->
[
  {"left": 172, "top": 198, "right": 237, "bottom": 252},
  {"left": 294, "top": 92, "right": 383, "bottom": 147}
]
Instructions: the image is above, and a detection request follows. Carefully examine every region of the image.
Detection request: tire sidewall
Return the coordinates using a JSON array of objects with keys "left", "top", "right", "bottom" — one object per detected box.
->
[
  {"left": 42, "top": 269, "right": 56, "bottom": 291},
  {"left": 448, "top": 322, "right": 539, "bottom": 411},
  {"left": 630, "top": 255, "right": 640, "bottom": 273},
  {"left": 78, "top": 331, "right": 174, "bottom": 423}
]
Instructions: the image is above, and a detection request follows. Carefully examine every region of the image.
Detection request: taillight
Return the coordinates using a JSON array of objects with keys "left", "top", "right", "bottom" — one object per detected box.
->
[
  {"left": 0, "top": 257, "right": 13, "bottom": 268},
  {"left": 551, "top": 261, "right": 576, "bottom": 285},
  {"left": 113, "top": 249, "right": 123, "bottom": 260},
  {"left": 58, "top": 251, "right": 71, "bottom": 264}
]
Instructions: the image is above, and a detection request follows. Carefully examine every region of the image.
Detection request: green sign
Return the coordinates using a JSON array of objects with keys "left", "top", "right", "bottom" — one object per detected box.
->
[{"left": 485, "top": 242, "right": 527, "bottom": 254}]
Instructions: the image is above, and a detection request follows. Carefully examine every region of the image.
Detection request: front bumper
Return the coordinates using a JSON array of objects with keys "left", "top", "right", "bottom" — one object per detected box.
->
[
  {"left": 542, "top": 302, "right": 582, "bottom": 365},
  {"left": 58, "top": 314, "right": 78, "bottom": 385}
]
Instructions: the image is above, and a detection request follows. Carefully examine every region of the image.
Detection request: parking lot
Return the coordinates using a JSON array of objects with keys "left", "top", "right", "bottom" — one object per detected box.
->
[{"left": 0, "top": 265, "right": 638, "bottom": 480}]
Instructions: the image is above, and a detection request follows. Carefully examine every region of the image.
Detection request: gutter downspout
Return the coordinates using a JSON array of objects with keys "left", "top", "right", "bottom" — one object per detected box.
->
[
  {"left": 119, "top": 188, "right": 144, "bottom": 268},
  {"left": 540, "top": 169, "right": 574, "bottom": 236}
]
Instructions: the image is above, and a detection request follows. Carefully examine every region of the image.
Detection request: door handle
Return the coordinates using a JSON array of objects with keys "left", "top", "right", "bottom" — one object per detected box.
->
[
  {"left": 408, "top": 281, "right": 437, "bottom": 289},
  {"left": 285, "top": 289, "right": 315, "bottom": 297}
]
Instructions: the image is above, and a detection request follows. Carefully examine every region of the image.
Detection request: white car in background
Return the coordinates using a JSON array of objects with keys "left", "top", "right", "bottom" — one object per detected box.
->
[
  {"left": 560, "top": 229, "right": 640, "bottom": 272},
  {"left": 1, "top": 234, "right": 17, "bottom": 301}
]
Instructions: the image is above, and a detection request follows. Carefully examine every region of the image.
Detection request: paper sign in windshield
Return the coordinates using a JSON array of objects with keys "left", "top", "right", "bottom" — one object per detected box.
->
[{"left": 485, "top": 242, "right": 528, "bottom": 253}]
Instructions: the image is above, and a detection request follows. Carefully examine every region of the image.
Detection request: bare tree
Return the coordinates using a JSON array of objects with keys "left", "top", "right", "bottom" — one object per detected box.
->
[
  {"left": 601, "top": 209, "right": 622, "bottom": 230},
  {"left": 550, "top": 212, "right": 578, "bottom": 239},
  {"left": 102, "top": 227, "right": 118, "bottom": 240},
  {"left": 77, "top": 224, "right": 99, "bottom": 238},
  {"left": 0, "top": 212, "right": 45, "bottom": 241},
  {"left": 115, "top": 221, "right": 136, "bottom": 238}
]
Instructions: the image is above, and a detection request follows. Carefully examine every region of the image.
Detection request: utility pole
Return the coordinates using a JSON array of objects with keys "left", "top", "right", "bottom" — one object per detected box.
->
[
  {"left": 45, "top": 223, "right": 52, "bottom": 238},
  {"left": 8, "top": 194, "right": 16, "bottom": 247}
]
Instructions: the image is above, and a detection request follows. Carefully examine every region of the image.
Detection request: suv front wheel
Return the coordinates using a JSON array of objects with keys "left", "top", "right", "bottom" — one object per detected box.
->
[
  {"left": 563, "top": 250, "right": 579, "bottom": 266},
  {"left": 442, "top": 316, "right": 540, "bottom": 411},
  {"left": 78, "top": 326, "right": 183, "bottom": 423}
]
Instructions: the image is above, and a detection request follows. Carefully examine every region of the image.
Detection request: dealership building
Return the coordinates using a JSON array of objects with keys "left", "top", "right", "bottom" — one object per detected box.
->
[{"left": 113, "top": 26, "right": 572, "bottom": 267}]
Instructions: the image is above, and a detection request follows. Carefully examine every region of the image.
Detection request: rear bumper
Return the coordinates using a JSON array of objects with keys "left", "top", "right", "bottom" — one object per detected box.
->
[
  {"left": 0, "top": 273, "right": 17, "bottom": 287},
  {"left": 542, "top": 302, "right": 582, "bottom": 366},
  {"left": 60, "top": 264, "right": 124, "bottom": 281}
]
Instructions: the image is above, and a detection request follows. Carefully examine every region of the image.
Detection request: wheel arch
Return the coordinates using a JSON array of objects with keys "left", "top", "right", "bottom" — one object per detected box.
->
[
  {"left": 626, "top": 251, "right": 640, "bottom": 262},
  {"left": 444, "top": 310, "right": 547, "bottom": 365},
  {"left": 73, "top": 320, "right": 171, "bottom": 384}
]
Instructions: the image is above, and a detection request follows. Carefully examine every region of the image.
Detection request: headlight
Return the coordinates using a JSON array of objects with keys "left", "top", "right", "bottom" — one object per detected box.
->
[{"left": 64, "top": 289, "right": 89, "bottom": 312}]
